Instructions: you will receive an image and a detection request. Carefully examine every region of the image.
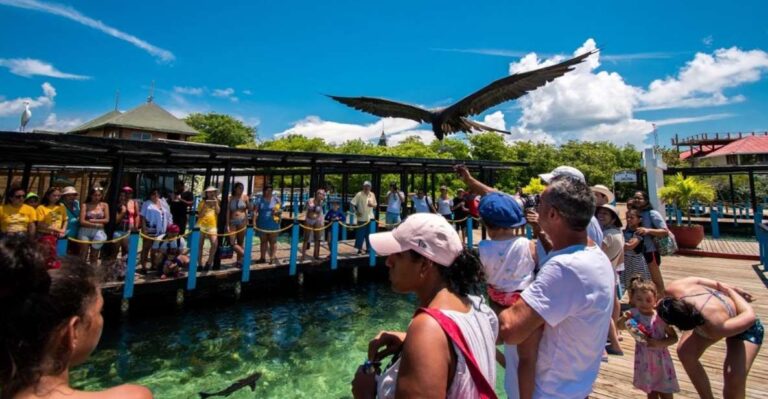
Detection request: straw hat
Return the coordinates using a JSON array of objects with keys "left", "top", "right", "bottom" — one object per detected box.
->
[
  {"left": 597, "top": 204, "right": 622, "bottom": 228},
  {"left": 591, "top": 184, "right": 614, "bottom": 203},
  {"left": 61, "top": 186, "right": 78, "bottom": 195},
  {"left": 204, "top": 186, "right": 218, "bottom": 192}
]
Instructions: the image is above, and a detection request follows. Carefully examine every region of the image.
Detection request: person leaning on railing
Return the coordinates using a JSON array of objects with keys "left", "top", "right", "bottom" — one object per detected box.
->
[{"left": 0, "top": 236, "right": 153, "bottom": 399}]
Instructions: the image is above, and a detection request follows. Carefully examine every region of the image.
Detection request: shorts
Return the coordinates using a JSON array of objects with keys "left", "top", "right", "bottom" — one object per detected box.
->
[
  {"left": 230, "top": 217, "right": 247, "bottom": 228},
  {"left": 385, "top": 212, "right": 401, "bottom": 225},
  {"left": 200, "top": 226, "right": 218, "bottom": 235},
  {"left": 113, "top": 230, "right": 129, "bottom": 239},
  {"left": 78, "top": 227, "right": 106, "bottom": 249},
  {"left": 643, "top": 251, "right": 661, "bottom": 266},
  {"left": 440, "top": 213, "right": 452, "bottom": 221},
  {"left": 731, "top": 318, "right": 764, "bottom": 346}
]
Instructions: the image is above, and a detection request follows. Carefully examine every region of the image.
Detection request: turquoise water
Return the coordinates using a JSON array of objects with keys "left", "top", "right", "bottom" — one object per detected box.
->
[{"left": 72, "top": 283, "right": 506, "bottom": 398}]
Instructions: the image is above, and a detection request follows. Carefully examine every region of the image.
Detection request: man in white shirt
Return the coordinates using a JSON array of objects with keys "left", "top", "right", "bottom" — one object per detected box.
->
[
  {"left": 385, "top": 183, "right": 405, "bottom": 225},
  {"left": 498, "top": 176, "right": 614, "bottom": 399}
]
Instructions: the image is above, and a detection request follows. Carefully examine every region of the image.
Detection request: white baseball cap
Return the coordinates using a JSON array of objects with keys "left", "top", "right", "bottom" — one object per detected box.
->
[
  {"left": 539, "top": 165, "right": 585, "bottom": 183},
  {"left": 370, "top": 213, "right": 463, "bottom": 267}
]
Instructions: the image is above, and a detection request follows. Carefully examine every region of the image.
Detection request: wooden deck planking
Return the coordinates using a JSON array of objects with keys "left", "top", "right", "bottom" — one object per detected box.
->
[{"left": 592, "top": 255, "right": 768, "bottom": 398}]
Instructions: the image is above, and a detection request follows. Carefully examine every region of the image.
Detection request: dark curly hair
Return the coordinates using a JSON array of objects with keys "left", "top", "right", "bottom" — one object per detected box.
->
[
  {"left": 656, "top": 297, "right": 706, "bottom": 331},
  {"left": 407, "top": 249, "right": 486, "bottom": 297},
  {"left": 0, "top": 236, "right": 100, "bottom": 398}
]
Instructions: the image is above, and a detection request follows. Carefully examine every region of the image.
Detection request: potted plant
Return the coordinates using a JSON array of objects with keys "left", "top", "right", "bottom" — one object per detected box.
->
[{"left": 659, "top": 173, "right": 715, "bottom": 248}]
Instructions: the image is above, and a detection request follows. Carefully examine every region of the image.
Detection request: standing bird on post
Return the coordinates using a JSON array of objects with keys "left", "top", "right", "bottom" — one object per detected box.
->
[
  {"left": 19, "top": 101, "right": 32, "bottom": 132},
  {"left": 329, "top": 51, "right": 594, "bottom": 141}
]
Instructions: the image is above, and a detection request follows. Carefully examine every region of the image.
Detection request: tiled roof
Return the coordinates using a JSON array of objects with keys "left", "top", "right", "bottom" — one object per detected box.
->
[
  {"left": 704, "top": 136, "right": 768, "bottom": 158},
  {"left": 69, "top": 102, "right": 198, "bottom": 136}
]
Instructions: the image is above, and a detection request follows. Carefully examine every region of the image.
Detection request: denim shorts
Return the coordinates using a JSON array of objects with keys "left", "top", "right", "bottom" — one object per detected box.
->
[{"left": 732, "top": 318, "right": 764, "bottom": 346}]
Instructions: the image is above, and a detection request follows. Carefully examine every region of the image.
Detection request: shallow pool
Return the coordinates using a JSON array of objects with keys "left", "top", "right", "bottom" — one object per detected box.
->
[{"left": 73, "top": 282, "right": 506, "bottom": 398}]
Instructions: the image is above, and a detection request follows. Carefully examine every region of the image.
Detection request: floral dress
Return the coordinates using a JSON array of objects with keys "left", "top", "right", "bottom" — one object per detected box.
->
[{"left": 630, "top": 309, "right": 680, "bottom": 394}]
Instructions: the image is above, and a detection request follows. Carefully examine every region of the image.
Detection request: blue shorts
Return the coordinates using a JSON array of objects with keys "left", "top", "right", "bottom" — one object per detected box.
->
[
  {"left": 385, "top": 212, "right": 401, "bottom": 225},
  {"left": 732, "top": 318, "right": 763, "bottom": 346}
]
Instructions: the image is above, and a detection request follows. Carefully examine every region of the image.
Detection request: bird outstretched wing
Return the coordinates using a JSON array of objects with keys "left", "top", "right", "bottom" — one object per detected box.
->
[
  {"left": 327, "top": 96, "right": 433, "bottom": 124},
  {"left": 448, "top": 51, "right": 595, "bottom": 117},
  {"left": 460, "top": 117, "right": 510, "bottom": 135}
]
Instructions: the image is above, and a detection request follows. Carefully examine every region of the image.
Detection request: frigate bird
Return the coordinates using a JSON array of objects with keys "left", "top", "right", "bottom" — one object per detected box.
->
[
  {"left": 329, "top": 51, "right": 594, "bottom": 140},
  {"left": 19, "top": 101, "right": 31, "bottom": 132}
]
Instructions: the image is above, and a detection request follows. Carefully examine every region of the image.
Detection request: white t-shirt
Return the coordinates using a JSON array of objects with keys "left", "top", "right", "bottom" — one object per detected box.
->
[
  {"left": 478, "top": 237, "right": 535, "bottom": 293},
  {"left": 587, "top": 216, "right": 603, "bottom": 246},
  {"left": 437, "top": 197, "right": 453, "bottom": 216},
  {"left": 387, "top": 191, "right": 404, "bottom": 213},
  {"left": 411, "top": 196, "right": 432, "bottom": 213},
  {"left": 520, "top": 245, "right": 614, "bottom": 399}
]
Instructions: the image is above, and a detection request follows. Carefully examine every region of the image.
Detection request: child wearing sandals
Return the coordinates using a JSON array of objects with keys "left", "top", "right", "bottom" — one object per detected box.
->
[
  {"left": 477, "top": 192, "right": 540, "bottom": 399},
  {"left": 618, "top": 276, "right": 679, "bottom": 399}
]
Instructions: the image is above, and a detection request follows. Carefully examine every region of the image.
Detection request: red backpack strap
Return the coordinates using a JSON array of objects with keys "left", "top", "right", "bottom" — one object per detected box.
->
[{"left": 415, "top": 307, "right": 498, "bottom": 399}]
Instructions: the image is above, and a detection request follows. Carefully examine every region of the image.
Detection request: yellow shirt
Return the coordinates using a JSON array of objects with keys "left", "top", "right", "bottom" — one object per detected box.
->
[
  {"left": 351, "top": 191, "right": 377, "bottom": 221},
  {"left": 37, "top": 204, "right": 67, "bottom": 232},
  {"left": 197, "top": 201, "right": 219, "bottom": 229},
  {"left": 1, "top": 204, "right": 38, "bottom": 234}
]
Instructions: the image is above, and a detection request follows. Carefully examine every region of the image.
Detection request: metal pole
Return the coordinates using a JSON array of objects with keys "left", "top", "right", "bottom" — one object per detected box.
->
[
  {"left": 299, "top": 174, "right": 305, "bottom": 213},
  {"left": 214, "top": 161, "right": 233, "bottom": 270},
  {"left": 749, "top": 171, "right": 757, "bottom": 215},
  {"left": 106, "top": 156, "right": 125, "bottom": 239},
  {"left": 20, "top": 163, "right": 32, "bottom": 191},
  {"left": 203, "top": 166, "right": 212, "bottom": 189}
]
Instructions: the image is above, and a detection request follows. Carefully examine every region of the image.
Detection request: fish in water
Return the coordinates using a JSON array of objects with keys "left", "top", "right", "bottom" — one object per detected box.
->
[{"left": 199, "top": 372, "right": 262, "bottom": 398}]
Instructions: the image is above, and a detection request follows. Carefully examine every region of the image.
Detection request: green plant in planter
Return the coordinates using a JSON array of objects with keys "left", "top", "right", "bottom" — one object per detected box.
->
[{"left": 659, "top": 173, "right": 715, "bottom": 227}]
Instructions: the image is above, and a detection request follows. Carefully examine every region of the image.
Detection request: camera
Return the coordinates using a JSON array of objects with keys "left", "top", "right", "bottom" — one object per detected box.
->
[{"left": 521, "top": 194, "right": 539, "bottom": 211}]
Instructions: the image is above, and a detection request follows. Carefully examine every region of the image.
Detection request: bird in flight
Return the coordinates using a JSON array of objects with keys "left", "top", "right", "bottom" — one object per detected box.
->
[{"left": 329, "top": 51, "right": 594, "bottom": 140}]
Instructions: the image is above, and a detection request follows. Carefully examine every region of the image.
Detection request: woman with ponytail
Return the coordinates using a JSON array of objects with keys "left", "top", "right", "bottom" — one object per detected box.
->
[
  {"left": 659, "top": 277, "right": 762, "bottom": 399},
  {"left": 0, "top": 236, "right": 152, "bottom": 399},
  {"left": 351, "top": 213, "right": 497, "bottom": 399}
]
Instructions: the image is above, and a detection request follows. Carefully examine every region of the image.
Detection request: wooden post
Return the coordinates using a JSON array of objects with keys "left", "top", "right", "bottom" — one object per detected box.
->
[{"left": 749, "top": 170, "right": 757, "bottom": 216}]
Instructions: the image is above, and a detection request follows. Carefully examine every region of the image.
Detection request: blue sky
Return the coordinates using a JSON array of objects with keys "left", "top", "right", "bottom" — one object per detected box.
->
[{"left": 1, "top": 0, "right": 767, "bottom": 147}]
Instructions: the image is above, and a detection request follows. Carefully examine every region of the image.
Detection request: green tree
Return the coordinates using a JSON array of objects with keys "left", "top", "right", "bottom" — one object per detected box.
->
[
  {"left": 429, "top": 138, "right": 472, "bottom": 160},
  {"left": 258, "top": 135, "right": 332, "bottom": 153},
  {"left": 185, "top": 112, "right": 256, "bottom": 147},
  {"left": 468, "top": 132, "right": 508, "bottom": 161}
]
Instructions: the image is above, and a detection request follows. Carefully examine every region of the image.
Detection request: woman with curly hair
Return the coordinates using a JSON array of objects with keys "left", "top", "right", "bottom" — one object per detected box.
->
[{"left": 0, "top": 236, "right": 152, "bottom": 399}]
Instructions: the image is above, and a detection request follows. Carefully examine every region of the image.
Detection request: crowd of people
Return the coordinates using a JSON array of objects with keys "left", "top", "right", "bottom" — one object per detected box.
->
[
  {"left": 0, "top": 166, "right": 763, "bottom": 399},
  {"left": 351, "top": 165, "right": 762, "bottom": 399}
]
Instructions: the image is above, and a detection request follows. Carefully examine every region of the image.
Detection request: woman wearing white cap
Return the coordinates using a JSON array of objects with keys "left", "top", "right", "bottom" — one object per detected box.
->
[{"left": 351, "top": 213, "right": 498, "bottom": 399}]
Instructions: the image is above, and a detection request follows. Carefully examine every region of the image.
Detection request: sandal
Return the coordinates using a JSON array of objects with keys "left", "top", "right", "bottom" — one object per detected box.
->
[{"left": 256, "top": 257, "right": 266, "bottom": 263}]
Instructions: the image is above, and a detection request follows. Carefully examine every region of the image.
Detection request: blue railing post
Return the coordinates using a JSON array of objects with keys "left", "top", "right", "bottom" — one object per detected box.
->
[
  {"left": 467, "top": 218, "right": 474, "bottom": 249},
  {"left": 710, "top": 209, "right": 720, "bottom": 239},
  {"left": 56, "top": 238, "right": 68, "bottom": 256},
  {"left": 525, "top": 224, "right": 533, "bottom": 239},
  {"left": 187, "top": 228, "right": 201, "bottom": 290},
  {"left": 242, "top": 225, "right": 254, "bottom": 282},
  {"left": 123, "top": 232, "right": 139, "bottom": 299},
  {"left": 369, "top": 220, "right": 377, "bottom": 267},
  {"left": 289, "top": 222, "right": 300, "bottom": 276},
  {"left": 331, "top": 221, "right": 339, "bottom": 270}
]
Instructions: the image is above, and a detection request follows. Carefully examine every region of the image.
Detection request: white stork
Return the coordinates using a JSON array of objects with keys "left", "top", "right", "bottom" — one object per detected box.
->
[{"left": 20, "top": 101, "right": 31, "bottom": 132}]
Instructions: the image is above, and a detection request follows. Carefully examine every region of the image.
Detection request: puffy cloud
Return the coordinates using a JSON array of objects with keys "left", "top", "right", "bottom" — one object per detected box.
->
[
  {"left": 639, "top": 47, "right": 768, "bottom": 110},
  {"left": 0, "top": 58, "right": 90, "bottom": 79},
  {"left": 276, "top": 116, "right": 423, "bottom": 145},
  {"left": 505, "top": 40, "right": 768, "bottom": 146},
  {"left": 0, "top": 0, "right": 175, "bottom": 62},
  {"left": 35, "top": 112, "right": 83, "bottom": 131},
  {"left": 0, "top": 81, "right": 56, "bottom": 117}
]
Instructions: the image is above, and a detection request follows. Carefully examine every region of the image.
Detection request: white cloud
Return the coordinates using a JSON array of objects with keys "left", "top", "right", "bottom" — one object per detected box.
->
[
  {"left": 173, "top": 86, "right": 204, "bottom": 96},
  {"left": 276, "top": 116, "right": 422, "bottom": 145},
  {"left": 432, "top": 47, "right": 680, "bottom": 62},
  {"left": 212, "top": 88, "right": 238, "bottom": 103},
  {"left": 481, "top": 110, "right": 506, "bottom": 131},
  {"left": 0, "top": 58, "right": 89, "bottom": 79},
  {"left": 0, "top": 0, "right": 175, "bottom": 62},
  {"left": 639, "top": 47, "right": 768, "bottom": 110},
  {"left": 35, "top": 112, "right": 83, "bottom": 131},
  {"left": 703, "top": 35, "right": 714, "bottom": 47},
  {"left": 504, "top": 40, "right": 768, "bottom": 146},
  {"left": 0, "top": 81, "right": 56, "bottom": 117}
]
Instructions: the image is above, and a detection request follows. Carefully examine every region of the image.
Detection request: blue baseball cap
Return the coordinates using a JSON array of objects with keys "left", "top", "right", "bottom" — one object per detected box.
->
[{"left": 478, "top": 192, "right": 526, "bottom": 228}]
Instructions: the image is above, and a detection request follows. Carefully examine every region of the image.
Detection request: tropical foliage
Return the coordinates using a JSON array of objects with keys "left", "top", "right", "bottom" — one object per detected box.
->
[
  {"left": 659, "top": 173, "right": 716, "bottom": 226},
  {"left": 185, "top": 113, "right": 257, "bottom": 147}
]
